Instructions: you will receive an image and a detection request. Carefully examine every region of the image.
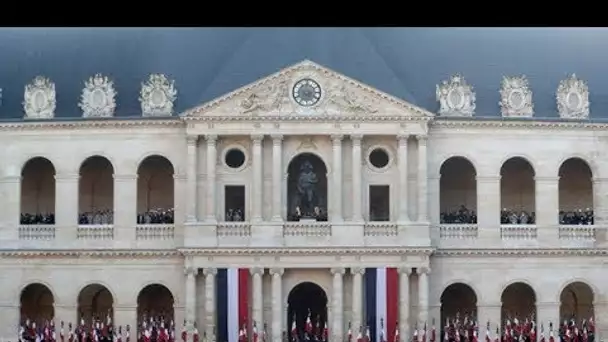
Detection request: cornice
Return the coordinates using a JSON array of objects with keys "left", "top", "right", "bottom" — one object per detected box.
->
[
  {"left": 0, "top": 118, "right": 184, "bottom": 131},
  {"left": 0, "top": 249, "right": 181, "bottom": 258},
  {"left": 432, "top": 118, "right": 605, "bottom": 130},
  {"left": 1, "top": 247, "right": 606, "bottom": 259},
  {"left": 182, "top": 115, "right": 432, "bottom": 122},
  {"left": 434, "top": 248, "right": 608, "bottom": 257},
  {"left": 178, "top": 247, "right": 435, "bottom": 257}
]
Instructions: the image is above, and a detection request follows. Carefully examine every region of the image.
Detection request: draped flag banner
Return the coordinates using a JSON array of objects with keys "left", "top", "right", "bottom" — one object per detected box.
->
[
  {"left": 217, "top": 268, "right": 249, "bottom": 342},
  {"left": 364, "top": 268, "right": 398, "bottom": 342}
]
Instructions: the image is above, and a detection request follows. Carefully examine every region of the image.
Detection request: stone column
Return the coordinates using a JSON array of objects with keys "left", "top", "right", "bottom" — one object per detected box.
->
[
  {"left": 251, "top": 268, "right": 264, "bottom": 328},
  {"left": 592, "top": 178, "right": 608, "bottom": 224},
  {"left": 113, "top": 174, "right": 138, "bottom": 245},
  {"left": 537, "top": 302, "right": 560, "bottom": 342},
  {"left": 270, "top": 268, "right": 284, "bottom": 342},
  {"left": 203, "top": 268, "right": 217, "bottom": 337},
  {"left": 271, "top": 134, "right": 284, "bottom": 221},
  {"left": 186, "top": 135, "right": 199, "bottom": 222},
  {"left": 54, "top": 173, "right": 79, "bottom": 240},
  {"left": 476, "top": 176, "right": 502, "bottom": 242},
  {"left": 351, "top": 135, "right": 363, "bottom": 222},
  {"left": 185, "top": 265, "right": 198, "bottom": 329},
  {"left": 251, "top": 134, "right": 264, "bottom": 222},
  {"left": 0, "top": 175, "right": 20, "bottom": 240},
  {"left": 477, "top": 302, "right": 501, "bottom": 338},
  {"left": 417, "top": 135, "right": 429, "bottom": 223},
  {"left": 535, "top": 176, "right": 560, "bottom": 243},
  {"left": 418, "top": 267, "right": 430, "bottom": 324},
  {"left": 397, "top": 135, "right": 410, "bottom": 223},
  {"left": 205, "top": 135, "right": 218, "bottom": 222},
  {"left": 351, "top": 267, "right": 365, "bottom": 333},
  {"left": 399, "top": 267, "right": 412, "bottom": 341},
  {"left": 331, "top": 267, "right": 345, "bottom": 341},
  {"left": 331, "top": 135, "right": 344, "bottom": 222}
]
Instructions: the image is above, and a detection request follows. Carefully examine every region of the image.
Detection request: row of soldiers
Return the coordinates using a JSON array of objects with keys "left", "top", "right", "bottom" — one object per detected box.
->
[{"left": 19, "top": 317, "right": 121, "bottom": 342}]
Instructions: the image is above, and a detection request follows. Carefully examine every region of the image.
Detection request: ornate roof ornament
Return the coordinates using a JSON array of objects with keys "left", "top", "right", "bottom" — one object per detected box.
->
[
  {"left": 557, "top": 74, "right": 589, "bottom": 119},
  {"left": 499, "top": 75, "right": 534, "bottom": 118},
  {"left": 23, "top": 76, "right": 56, "bottom": 119},
  {"left": 436, "top": 74, "right": 476, "bottom": 117},
  {"left": 79, "top": 73, "right": 116, "bottom": 118},
  {"left": 139, "top": 74, "right": 177, "bottom": 117}
]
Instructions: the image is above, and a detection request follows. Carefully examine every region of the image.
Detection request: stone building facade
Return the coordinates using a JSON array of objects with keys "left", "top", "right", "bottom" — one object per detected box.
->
[{"left": 0, "top": 61, "right": 605, "bottom": 341}]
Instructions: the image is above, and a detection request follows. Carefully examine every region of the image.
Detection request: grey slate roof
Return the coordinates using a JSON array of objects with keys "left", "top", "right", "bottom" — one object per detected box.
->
[{"left": 2, "top": 27, "right": 608, "bottom": 120}]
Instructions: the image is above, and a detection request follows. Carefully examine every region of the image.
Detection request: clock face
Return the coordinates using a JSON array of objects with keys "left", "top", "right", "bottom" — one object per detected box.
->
[{"left": 292, "top": 78, "right": 322, "bottom": 107}]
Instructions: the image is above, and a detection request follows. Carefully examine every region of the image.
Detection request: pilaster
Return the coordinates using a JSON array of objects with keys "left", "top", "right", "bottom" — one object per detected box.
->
[
  {"left": 270, "top": 268, "right": 284, "bottom": 342},
  {"left": 205, "top": 135, "right": 218, "bottom": 223},
  {"left": 331, "top": 135, "right": 344, "bottom": 223},
  {"left": 351, "top": 267, "right": 365, "bottom": 333},
  {"left": 54, "top": 173, "right": 80, "bottom": 243},
  {"left": 351, "top": 134, "right": 363, "bottom": 223},
  {"left": 186, "top": 135, "right": 199, "bottom": 222},
  {"left": 417, "top": 135, "right": 429, "bottom": 223},
  {"left": 399, "top": 267, "right": 412, "bottom": 341},
  {"left": 417, "top": 267, "right": 430, "bottom": 324},
  {"left": 251, "top": 134, "right": 264, "bottom": 222},
  {"left": 535, "top": 176, "right": 560, "bottom": 244},
  {"left": 250, "top": 267, "right": 264, "bottom": 330},
  {"left": 476, "top": 176, "right": 502, "bottom": 242},
  {"left": 271, "top": 134, "right": 284, "bottom": 222},
  {"left": 331, "top": 267, "right": 346, "bottom": 341},
  {"left": 0, "top": 175, "right": 21, "bottom": 241},
  {"left": 397, "top": 135, "right": 410, "bottom": 223},
  {"left": 203, "top": 268, "right": 217, "bottom": 338},
  {"left": 113, "top": 174, "right": 138, "bottom": 247}
]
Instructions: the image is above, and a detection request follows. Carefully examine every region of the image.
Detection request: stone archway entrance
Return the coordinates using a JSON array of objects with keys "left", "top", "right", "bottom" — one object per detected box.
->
[
  {"left": 77, "top": 284, "right": 114, "bottom": 326},
  {"left": 20, "top": 283, "right": 54, "bottom": 325},
  {"left": 287, "top": 153, "right": 328, "bottom": 221},
  {"left": 287, "top": 282, "right": 328, "bottom": 342}
]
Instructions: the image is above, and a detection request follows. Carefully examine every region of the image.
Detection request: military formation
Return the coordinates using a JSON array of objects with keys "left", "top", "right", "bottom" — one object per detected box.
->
[{"left": 17, "top": 314, "right": 596, "bottom": 342}]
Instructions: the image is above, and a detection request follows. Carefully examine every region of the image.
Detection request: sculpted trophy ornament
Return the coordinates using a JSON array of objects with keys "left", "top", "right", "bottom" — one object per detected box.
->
[
  {"left": 436, "top": 74, "right": 476, "bottom": 117},
  {"left": 23, "top": 76, "right": 56, "bottom": 119},
  {"left": 556, "top": 74, "right": 589, "bottom": 119},
  {"left": 139, "top": 74, "right": 177, "bottom": 116},
  {"left": 499, "top": 75, "right": 534, "bottom": 118},
  {"left": 79, "top": 73, "right": 117, "bottom": 118}
]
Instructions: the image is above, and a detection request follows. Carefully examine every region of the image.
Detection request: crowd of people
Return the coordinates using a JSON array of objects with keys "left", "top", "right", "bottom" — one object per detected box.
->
[
  {"left": 19, "top": 316, "right": 121, "bottom": 342},
  {"left": 225, "top": 208, "right": 245, "bottom": 222},
  {"left": 440, "top": 205, "right": 477, "bottom": 224},
  {"left": 288, "top": 206, "right": 328, "bottom": 222},
  {"left": 559, "top": 209, "right": 594, "bottom": 225},
  {"left": 137, "top": 209, "right": 175, "bottom": 224},
  {"left": 20, "top": 213, "right": 55, "bottom": 225},
  {"left": 78, "top": 210, "right": 114, "bottom": 225}
]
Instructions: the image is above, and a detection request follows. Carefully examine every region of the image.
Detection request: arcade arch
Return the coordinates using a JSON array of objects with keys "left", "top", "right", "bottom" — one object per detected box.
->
[
  {"left": 287, "top": 282, "right": 328, "bottom": 342},
  {"left": 558, "top": 158, "right": 594, "bottom": 224},
  {"left": 20, "top": 157, "right": 56, "bottom": 225},
  {"left": 137, "top": 284, "right": 175, "bottom": 327},
  {"left": 136, "top": 155, "right": 175, "bottom": 224},
  {"left": 287, "top": 153, "right": 328, "bottom": 221},
  {"left": 20, "top": 283, "right": 54, "bottom": 324},
  {"left": 440, "top": 283, "right": 478, "bottom": 327},
  {"left": 77, "top": 283, "right": 114, "bottom": 325},
  {"left": 559, "top": 281, "right": 594, "bottom": 322},
  {"left": 500, "top": 157, "right": 536, "bottom": 224},
  {"left": 439, "top": 157, "right": 477, "bottom": 224},
  {"left": 501, "top": 282, "right": 536, "bottom": 324},
  {"left": 79, "top": 156, "right": 114, "bottom": 224}
]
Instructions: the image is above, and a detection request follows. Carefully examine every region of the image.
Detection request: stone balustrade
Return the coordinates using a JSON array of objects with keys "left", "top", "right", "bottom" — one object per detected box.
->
[{"left": 11, "top": 222, "right": 606, "bottom": 250}]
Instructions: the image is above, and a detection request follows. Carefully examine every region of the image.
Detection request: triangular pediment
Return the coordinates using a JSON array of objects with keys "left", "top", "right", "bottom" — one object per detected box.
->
[{"left": 181, "top": 60, "right": 434, "bottom": 118}]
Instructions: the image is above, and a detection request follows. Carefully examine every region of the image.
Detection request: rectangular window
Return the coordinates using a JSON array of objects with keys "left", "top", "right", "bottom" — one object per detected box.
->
[
  {"left": 224, "top": 185, "right": 245, "bottom": 222},
  {"left": 369, "top": 185, "right": 390, "bottom": 222}
]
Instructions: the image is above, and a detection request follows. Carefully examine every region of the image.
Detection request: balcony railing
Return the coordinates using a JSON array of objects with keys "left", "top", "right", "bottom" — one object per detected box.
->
[
  {"left": 18, "top": 225, "right": 56, "bottom": 240},
  {"left": 500, "top": 224, "right": 537, "bottom": 240},
  {"left": 217, "top": 222, "right": 251, "bottom": 237},
  {"left": 136, "top": 224, "right": 175, "bottom": 240},
  {"left": 283, "top": 221, "right": 332, "bottom": 237},
  {"left": 77, "top": 224, "right": 114, "bottom": 240},
  {"left": 364, "top": 222, "right": 398, "bottom": 237},
  {"left": 439, "top": 224, "right": 478, "bottom": 239},
  {"left": 558, "top": 225, "right": 596, "bottom": 241}
]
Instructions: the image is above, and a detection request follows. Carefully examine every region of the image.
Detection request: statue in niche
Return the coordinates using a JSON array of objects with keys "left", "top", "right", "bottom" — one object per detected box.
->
[
  {"left": 297, "top": 160, "right": 318, "bottom": 214},
  {"left": 288, "top": 153, "right": 327, "bottom": 220}
]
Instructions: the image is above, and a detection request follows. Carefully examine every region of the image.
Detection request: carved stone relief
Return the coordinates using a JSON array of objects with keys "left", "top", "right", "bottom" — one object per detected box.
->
[
  {"left": 23, "top": 76, "right": 56, "bottom": 119},
  {"left": 140, "top": 74, "right": 177, "bottom": 117},
  {"left": 79, "top": 74, "right": 117, "bottom": 118},
  {"left": 556, "top": 74, "right": 589, "bottom": 119},
  {"left": 436, "top": 74, "right": 476, "bottom": 117},
  {"left": 499, "top": 75, "right": 534, "bottom": 118},
  {"left": 240, "top": 80, "right": 290, "bottom": 115}
]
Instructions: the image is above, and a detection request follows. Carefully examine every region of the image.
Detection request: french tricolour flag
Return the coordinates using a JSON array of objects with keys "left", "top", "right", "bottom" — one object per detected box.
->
[
  {"left": 364, "top": 268, "right": 399, "bottom": 342},
  {"left": 217, "top": 268, "right": 249, "bottom": 342}
]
